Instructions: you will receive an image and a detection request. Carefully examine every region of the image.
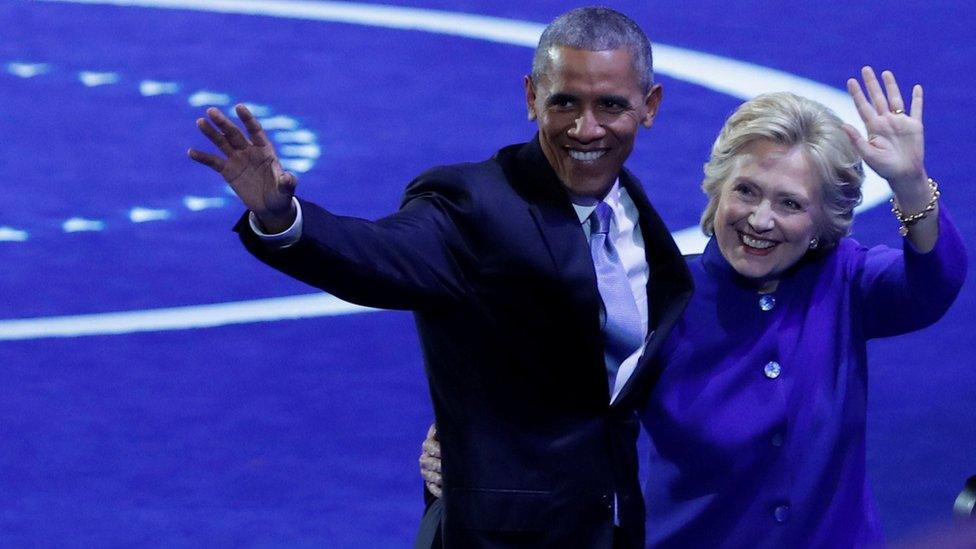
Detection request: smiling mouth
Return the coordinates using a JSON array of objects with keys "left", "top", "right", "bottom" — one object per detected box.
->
[
  {"left": 739, "top": 232, "right": 778, "bottom": 252},
  {"left": 567, "top": 149, "right": 607, "bottom": 162}
]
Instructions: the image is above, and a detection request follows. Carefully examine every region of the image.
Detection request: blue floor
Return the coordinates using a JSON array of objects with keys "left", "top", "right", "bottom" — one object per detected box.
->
[{"left": 2, "top": 0, "right": 974, "bottom": 545}]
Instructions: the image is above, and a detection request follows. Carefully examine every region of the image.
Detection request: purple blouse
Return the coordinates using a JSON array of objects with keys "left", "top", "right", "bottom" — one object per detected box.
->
[{"left": 640, "top": 209, "right": 967, "bottom": 548}]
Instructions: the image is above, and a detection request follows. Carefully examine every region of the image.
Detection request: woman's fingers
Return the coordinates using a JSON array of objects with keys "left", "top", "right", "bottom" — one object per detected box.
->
[
  {"left": 882, "top": 70, "right": 905, "bottom": 113},
  {"left": 422, "top": 437, "right": 441, "bottom": 458},
  {"left": 910, "top": 84, "right": 924, "bottom": 122},
  {"left": 419, "top": 454, "right": 442, "bottom": 473},
  {"left": 847, "top": 77, "right": 875, "bottom": 122},
  {"left": 861, "top": 66, "right": 890, "bottom": 115},
  {"left": 425, "top": 480, "right": 442, "bottom": 498}
]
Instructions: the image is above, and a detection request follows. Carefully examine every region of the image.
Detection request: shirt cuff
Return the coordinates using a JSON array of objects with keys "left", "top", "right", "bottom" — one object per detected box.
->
[{"left": 248, "top": 197, "right": 303, "bottom": 248}]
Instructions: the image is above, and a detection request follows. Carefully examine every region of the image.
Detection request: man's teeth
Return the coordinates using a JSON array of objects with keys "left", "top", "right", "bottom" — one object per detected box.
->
[
  {"left": 741, "top": 234, "right": 776, "bottom": 249},
  {"left": 568, "top": 149, "right": 606, "bottom": 162}
]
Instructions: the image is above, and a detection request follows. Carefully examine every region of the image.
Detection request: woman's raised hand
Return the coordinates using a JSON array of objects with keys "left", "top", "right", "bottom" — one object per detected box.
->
[{"left": 843, "top": 66, "right": 927, "bottom": 194}]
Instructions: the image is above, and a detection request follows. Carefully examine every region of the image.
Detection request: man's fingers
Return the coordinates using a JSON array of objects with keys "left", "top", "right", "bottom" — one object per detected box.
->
[
  {"left": 278, "top": 171, "right": 298, "bottom": 194},
  {"left": 196, "top": 117, "right": 235, "bottom": 156},
  {"left": 236, "top": 104, "right": 270, "bottom": 147},
  {"left": 426, "top": 423, "right": 438, "bottom": 441},
  {"left": 187, "top": 148, "right": 225, "bottom": 172},
  {"left": 207, "top": 107, "right": 251, "bottom": 150}
]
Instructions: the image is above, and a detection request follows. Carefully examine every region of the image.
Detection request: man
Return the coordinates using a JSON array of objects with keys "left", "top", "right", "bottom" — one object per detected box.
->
[{"left": 188, "top": 7, "right": 692, "bottom": 547}]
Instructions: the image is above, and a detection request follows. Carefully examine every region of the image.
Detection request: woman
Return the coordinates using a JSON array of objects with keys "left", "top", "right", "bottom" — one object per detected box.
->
[{"left": 419, "top": 67, "right": 967, "bottom": 546}]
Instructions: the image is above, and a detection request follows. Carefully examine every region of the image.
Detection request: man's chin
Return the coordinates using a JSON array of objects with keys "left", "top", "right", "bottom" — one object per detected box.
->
[{"left": 562, "top": 176, "right": 616, "bottom": 199}]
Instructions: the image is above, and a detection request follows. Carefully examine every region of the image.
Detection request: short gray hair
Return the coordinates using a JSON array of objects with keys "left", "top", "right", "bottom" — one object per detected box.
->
[
  {"left": 532, "top": 7, "right": 654, "bottom": 92},
  {"left": 699, "top": 92, "right": 864, "bottom": 247}
]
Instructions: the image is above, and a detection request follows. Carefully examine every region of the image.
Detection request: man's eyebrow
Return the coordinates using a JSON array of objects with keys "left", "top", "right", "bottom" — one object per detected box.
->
[
  {"left": 598, "top": 95, "right": 632, "bottom": 107},
  {"left": 545, "top": 92, "right": 577, "bottom": 106}
]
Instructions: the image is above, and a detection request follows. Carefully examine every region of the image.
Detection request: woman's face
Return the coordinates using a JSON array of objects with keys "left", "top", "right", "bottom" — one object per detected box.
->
[{"left": 713, "top": 140, "right": 824, "bottom": 288}]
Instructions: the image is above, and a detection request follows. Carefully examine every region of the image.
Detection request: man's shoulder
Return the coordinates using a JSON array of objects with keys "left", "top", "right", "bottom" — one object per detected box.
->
[
  {"left": 405, "top": 142, "right": 529, "bottom": 197},
  {"left": 421, "top": 142, "right": 524, "bottom": 179}
]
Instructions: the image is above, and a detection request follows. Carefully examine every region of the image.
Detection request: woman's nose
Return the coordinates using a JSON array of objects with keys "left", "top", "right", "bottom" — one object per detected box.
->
[{"left": 748, "top": 201, "right": 775, "bottom": 232}]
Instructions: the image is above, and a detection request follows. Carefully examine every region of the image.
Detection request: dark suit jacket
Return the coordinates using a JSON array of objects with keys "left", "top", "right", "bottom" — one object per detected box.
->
[{"left": 237, "top": 136, "right": 693, "bottom": 548}]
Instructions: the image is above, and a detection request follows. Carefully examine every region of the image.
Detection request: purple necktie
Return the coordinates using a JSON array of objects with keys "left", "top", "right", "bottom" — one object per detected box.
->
[{"left": 589, "top": 201, "right": 644, "bottom": 397}]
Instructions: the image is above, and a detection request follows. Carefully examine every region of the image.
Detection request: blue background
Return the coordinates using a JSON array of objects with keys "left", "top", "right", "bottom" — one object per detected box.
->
[{"left": 1, "top": 0, "right": 974, "bottom": 545}]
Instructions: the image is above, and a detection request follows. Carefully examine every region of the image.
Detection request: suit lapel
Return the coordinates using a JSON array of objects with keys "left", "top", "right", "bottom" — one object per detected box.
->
[
  {"left": 502, "top": 137, "right": 598, "bottom": 298},
  {"left": 500, "top": 137, "right": 607, "bottom": 394},
  {"left": 497, "top": 139, "right": 693, "bottom": 409},
  {"left": 611, "top": 170, "right": 694, "bottom": 409}
]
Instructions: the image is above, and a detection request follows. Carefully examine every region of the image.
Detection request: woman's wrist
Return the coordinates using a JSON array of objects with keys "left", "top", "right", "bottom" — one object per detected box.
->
[
  {"left": 890, "top": 177, "right": 940, "bottom": 237},
  {"left": 889, "top": 172, "right": 931, "bottom": 211}
]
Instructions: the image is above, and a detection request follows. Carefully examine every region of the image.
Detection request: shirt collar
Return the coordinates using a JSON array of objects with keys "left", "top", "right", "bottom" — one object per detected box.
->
[
  {"left": 571, "top": 178, "right": 621, "bottom": 226},
  {"left": 702, "top": 234, "right": 816, "bottom": 292}
]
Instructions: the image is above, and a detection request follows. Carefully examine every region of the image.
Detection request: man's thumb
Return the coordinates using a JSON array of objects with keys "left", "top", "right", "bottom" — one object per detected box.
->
[{"left": 278, "top": 172, "right": 298, "bottom": 194}]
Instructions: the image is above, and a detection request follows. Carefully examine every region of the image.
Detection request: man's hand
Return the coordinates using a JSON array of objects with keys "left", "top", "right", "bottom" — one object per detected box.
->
[
  {"left": 419, "top": 423, "right": 443, "bottom": 498},
  {"left": 188, "top": 104, "right": 298, "bottom": 233}
]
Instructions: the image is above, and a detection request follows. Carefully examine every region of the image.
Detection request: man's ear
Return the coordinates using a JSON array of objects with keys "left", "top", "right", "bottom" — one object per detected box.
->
[
  {"left": 641, "top": 83, "right": 664, "bottom": 129},
  {"left": 524, "top": 75, "right": 538, "bottom": 121}
]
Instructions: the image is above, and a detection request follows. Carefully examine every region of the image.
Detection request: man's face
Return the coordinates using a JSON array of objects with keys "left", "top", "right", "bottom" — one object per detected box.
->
[{"left": 526, "top": 46, "right": 662, "bottom": 199}]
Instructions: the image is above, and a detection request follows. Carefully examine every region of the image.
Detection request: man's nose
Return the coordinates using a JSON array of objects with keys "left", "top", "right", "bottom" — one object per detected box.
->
[
  {"left": 748, "top": 201, "right": 775, "bottom": 232},
  {"left": 568, "top": 109, "right": 606, "bottom": 142}
]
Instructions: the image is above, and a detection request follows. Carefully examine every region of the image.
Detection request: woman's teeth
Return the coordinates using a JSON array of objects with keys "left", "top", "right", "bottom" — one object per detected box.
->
[{"left": 741, "top": 233, "right": 776, "bottom": 249}]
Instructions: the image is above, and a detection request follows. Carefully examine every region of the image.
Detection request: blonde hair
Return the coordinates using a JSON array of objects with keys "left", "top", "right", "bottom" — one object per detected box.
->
[{"left": 699, "top": 92, "right": 864, "bottom": 246}]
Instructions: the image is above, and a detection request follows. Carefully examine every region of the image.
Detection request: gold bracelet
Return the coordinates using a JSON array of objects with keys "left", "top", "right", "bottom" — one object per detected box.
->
[{"left": 890, "top": 178, "right": 940, "bottom": 237}]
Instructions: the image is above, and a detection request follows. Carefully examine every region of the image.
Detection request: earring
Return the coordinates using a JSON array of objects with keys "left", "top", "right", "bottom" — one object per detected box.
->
[{"left": 809, "top": 238, "right": 820, "bottom": 250}]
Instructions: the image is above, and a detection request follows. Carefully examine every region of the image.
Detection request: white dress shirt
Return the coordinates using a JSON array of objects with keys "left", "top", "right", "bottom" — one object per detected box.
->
[
  {"left": 255, "top": 183, "right": 650, "bottom": 404},
  {"left": 248, "top": 196, "right": 304, "bottom": 247},
  {"left": 570, "top": 180, "right": 649, "bottom": 404}
]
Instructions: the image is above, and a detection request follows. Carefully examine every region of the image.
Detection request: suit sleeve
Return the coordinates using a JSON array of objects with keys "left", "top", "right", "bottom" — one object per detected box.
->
[
  {"left": 856, "top": 206, "right": 968, "bottom": 338},
  {"left": 236, "top": 167, "right": 475, "bottom": 311}
]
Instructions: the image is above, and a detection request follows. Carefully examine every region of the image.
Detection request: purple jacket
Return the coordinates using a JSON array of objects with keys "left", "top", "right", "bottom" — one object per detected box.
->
[{"left": 640, "top": 208, "right": 967, "bottom": 548}]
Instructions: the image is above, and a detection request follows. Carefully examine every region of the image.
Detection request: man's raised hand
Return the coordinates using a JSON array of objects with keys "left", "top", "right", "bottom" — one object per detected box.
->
[{"left": 188, "top": 104, "right": 298, "bottom": 233}]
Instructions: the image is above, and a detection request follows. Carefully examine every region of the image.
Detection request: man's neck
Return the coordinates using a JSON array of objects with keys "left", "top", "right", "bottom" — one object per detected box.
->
[{"left": 568, "top": 179, "right": 619, "bottom": 206}]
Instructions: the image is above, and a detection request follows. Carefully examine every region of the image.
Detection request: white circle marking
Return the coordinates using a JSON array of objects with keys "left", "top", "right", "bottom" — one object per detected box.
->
[{"left": 4, "top": 0, "right": 886, "bottom": 340}]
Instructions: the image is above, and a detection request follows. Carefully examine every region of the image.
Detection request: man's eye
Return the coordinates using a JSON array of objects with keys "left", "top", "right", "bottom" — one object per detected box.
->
[
  {"left": 600, "top": 100, "right": 626, "bottom": 112},
  {"left": 548, "top": 96, "right": 576, "bottom": 109},
  {"left": 734, "top": 185, "right": 754, "bottom": 195},
  {"left": 783, "top": 199, "right": 802, "bottom": 211}
]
